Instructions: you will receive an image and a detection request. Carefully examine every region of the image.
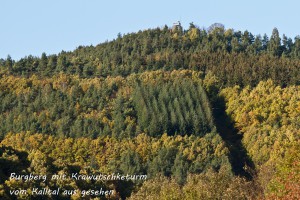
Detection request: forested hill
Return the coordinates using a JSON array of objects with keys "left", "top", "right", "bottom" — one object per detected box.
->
[
  {"left": 0, "top": 24, "right": 299, "bottom": 199},
  {"left": 1, "top": 23, "right": 300, "bottom": 87}
]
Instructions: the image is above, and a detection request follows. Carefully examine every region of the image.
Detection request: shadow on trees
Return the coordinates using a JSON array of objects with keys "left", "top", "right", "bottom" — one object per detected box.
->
[
  {"left": 212, "top": 96, "right": 255, "bottom": 180},
  {"left": 0, "top": 146, "right": 30, "bottom": 184}
]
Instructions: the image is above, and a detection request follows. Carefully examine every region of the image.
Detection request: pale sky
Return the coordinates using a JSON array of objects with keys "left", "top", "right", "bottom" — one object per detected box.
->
[{"left": 1, "top": 0, "right": 299, "bottom": 60}]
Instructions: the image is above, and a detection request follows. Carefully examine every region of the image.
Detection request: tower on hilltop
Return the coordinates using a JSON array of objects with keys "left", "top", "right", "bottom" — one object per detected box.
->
[{"left": 172, "top": 21, "right": 182, "bottom": 31}]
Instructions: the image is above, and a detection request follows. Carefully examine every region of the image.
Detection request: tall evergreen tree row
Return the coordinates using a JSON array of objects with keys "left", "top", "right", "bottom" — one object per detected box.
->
[
  {"left": 133, "top": 78, "right": 215, "bottom": 136},
  {"left": 0, "top": 70, "right": 214, "bottom": 139},
  {"left": 1, "top": 25, "right": 300, "bottom": 87}
]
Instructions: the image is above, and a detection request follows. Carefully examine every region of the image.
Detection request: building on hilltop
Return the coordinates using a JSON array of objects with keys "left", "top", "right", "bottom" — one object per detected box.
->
[{"left": 172, "top": 21, "right": 182, "bottom": 32}]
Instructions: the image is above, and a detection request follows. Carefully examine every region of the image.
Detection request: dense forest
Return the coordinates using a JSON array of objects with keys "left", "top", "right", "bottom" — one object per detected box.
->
[{"left": 0, "top": 23, "right": 299, "bottom": 199}]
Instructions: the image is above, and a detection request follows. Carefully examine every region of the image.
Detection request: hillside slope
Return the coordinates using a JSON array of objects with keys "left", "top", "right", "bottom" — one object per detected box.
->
[{"left": 0, "top": 25, "right": 299, "bottom": 199}]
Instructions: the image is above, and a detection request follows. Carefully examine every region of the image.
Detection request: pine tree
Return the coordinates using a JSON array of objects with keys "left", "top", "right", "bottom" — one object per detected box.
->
[
  {"left": 172, "top": 152, "right": 188, "bottom": 185},
  {"left": 268, "top": 28, "right": 282, "bottom": 56},
  {"left": 38, "top": 52, "right": 48, "bottom": 75},
  {"left": 5, "top": 55, "right": 13, "bottom": 72}
]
